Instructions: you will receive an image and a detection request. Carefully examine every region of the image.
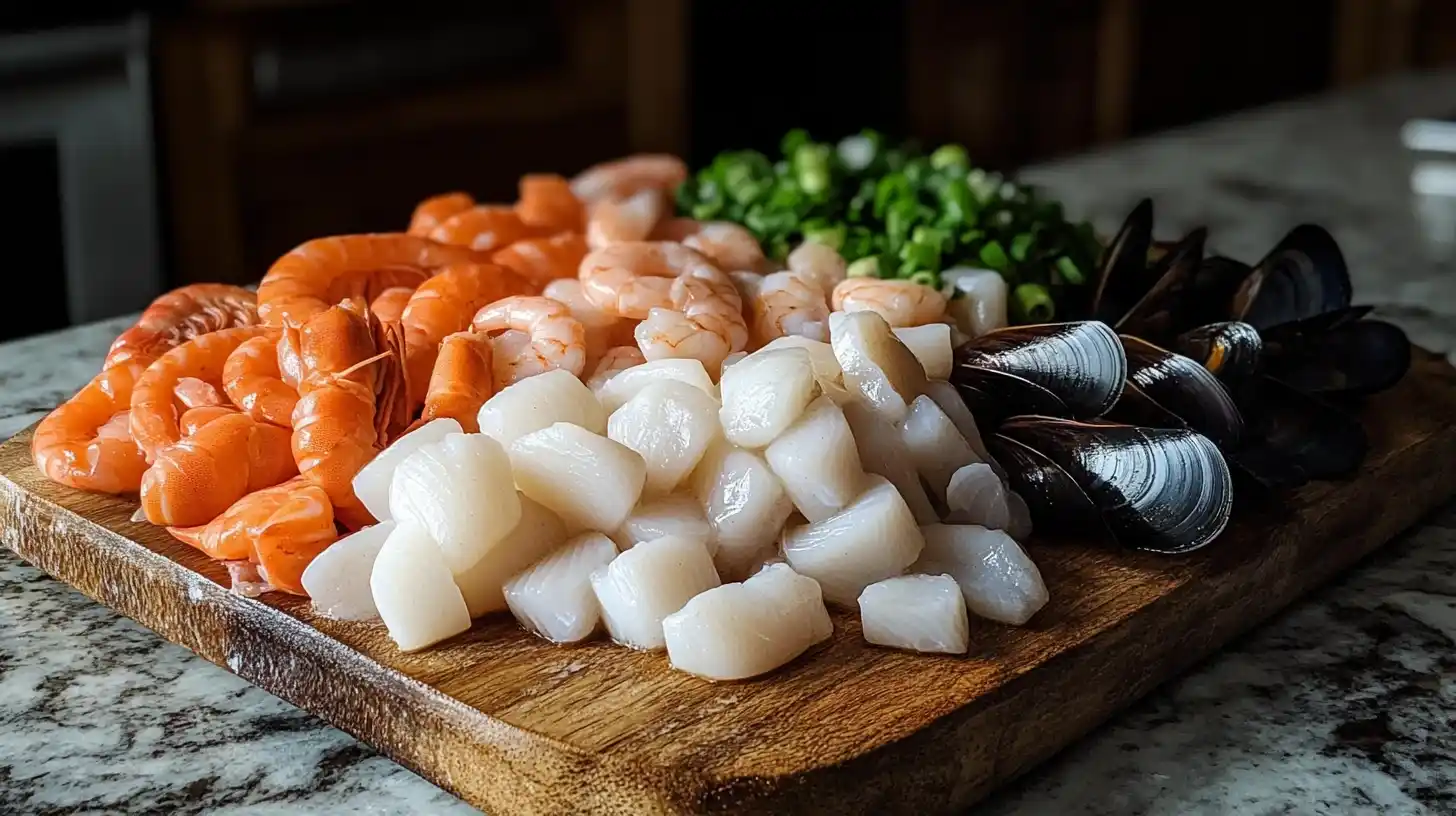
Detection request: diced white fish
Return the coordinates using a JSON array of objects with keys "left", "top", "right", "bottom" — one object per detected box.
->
[
  {"left": 302, "top": 521, "right": 394, "bottom": 620},
  {"left": 591, "top": 534, "right": 720, "bottom": 650},
  {"left": 370, "top": 521, "right": 472, "bottom": 652},
  {"left": 718, "top": 347, "right": 820, "bottom": 448},
  {"left": 664, "top": 562, "right": 833, "bottom": 681},
  {"left": 922, "top": 380, "right": 994, "bottom": 464},
  {"left": 900, "top": 394, "right": 981, "bottom": 500},
  {"left": 508, "top": 422, "right": 646, "bottom": 533},
  {"left": 915, "top": 524, "right": 1047, "bottom": 625},
  {"left": 759, "top": 335, "right": 850, "bottom": 402},
  {"left": 944, "top": 463, "right": 1011, "bottom": 530},
  {"left": 351, "top": 418, "right": 462, "bottom": 522},
  {"left": 613, "top": 494, "right": 713, "bottom": 553},
  {"left": 388, "top": 432, "right": 521, "bottom": 575},
  {"left": 840, "top": 401, "right": 938, "bottom": 525},
  {"left": 858, "top": 573, "right": 969, "bottom": 655},
  {"left": 941, "top": 267, "right": 1008, "bottom": 338},
  {"left": 607, "top": 380, "right": 722, "bottom": 496},
  {"left": 829, "top": 311, "right": 927, "bottom": 424},
  {"left": 781, "top": 475, "right": 924, "bottom": 605},
  {"left": 891, "top": 324, "right": 953, "bottom": 380},
  {"left": 764, "top": 396, "right": 866, "bottom": 522},
  {"left": 477, "top": 368, "right": 607, "bottom": 447},
  {"left": 719, "top": 351, "right": 748, "bottom": 378},
  {"left": 504, "top": 531, "right": 618, "bottom": 644},
  {"left": 691, "top": 439, "right": 794, "bottom": 581},
  {"left": 595, "top": 358, "right": 718, "bottom": 414},
  {"left": 455, "top": 495, "right": 568, "bottom": 618}
]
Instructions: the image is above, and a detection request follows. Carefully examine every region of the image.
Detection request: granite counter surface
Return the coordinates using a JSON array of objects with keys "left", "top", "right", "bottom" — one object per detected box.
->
[{"left": 2, "top": 72, "right": 1454, "bottom": 814}]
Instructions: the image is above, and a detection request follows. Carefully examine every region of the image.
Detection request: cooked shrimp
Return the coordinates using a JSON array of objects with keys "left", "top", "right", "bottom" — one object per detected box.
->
[
  {"left": 257, "top": 233, "right": 485, "bottom": 327},
  {"left": 429, "top": 205, "right": 545, "bottom": 253},
  {"left": 570, "top": 154, "right": 688, "bottom": 204},
  {"left": 752, "top": 271, "right": 830, "bottom": 345},
  {"left": 787, "top": 241, "right": 848, "bottom": 295},
  {"left": 277, "top": 327, "right": 304, "bottom": 391},
  {"left": 173, "top": 378, "right": 226, "bottom": 409},
  {"left": 400, "top": 263, "right": 535, "bottom": 407},
  {"left": 408, "top": 192, "right": 474, "bottom": 236},
  {"left": 105, "top": 284, "right": 259, "bottom": 369},
  {"left": 730, "top": 270, "right": 765, "bottom": 304},
  {"left": 471, "top": 295, "right": 587, "bottom": 387},
  {"left": 492, "top": 232, "right": 589, "bottom": 286},
  {"left": 289, "top": 299, "right": 393, "bottom": 530},
  {"left": 223, "top": 334, "right": 298, "bottom": 428},
  {"left": 138, "top": 411, "right": 298, "bottom": 527},
  {"left": 542, "top": 278, "right": 637, "bottom": 368},
  {"left": 179, "top": 405, "right": 237, "bottom": 436},
  {"left": 31, "top": 361, "right": 150, "bottom": 493},
  {"left": 635, "top": 267, "right": 748, "bottom": 373},
  {"left": 578, "top": 241, "right": 720, "bottom": 319},
  {"left": 130, "top": 326, "right": 275, "bottom": 463},
  {"left": 370, "top": 286, "right": 416, "bottom": 325},
  {"left": 585, "top": 346, "right": 647, "bottom": 391},
  {"left": 586, "top": 189, "right": 666, "bottom": 249},
  {"left": 831, "top": 277, "right": 949, "bottom": 327},
  {"left": 419, "top": 331, "right": 494, "bottom": 432},
  {"left": 516, "top": 174, "right": 584, "bottom": 233},
  {"left": 653, "top": 219, "right": 766, "bottom": 273}
]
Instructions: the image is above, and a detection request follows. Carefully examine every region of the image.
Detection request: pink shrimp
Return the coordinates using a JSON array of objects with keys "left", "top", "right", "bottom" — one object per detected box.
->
[
  {"left": 256, "top": 233, "right": 487, "bottom": 327},
  {"left": 578, "top": 241, "right": 721, "bottom": 319},
  {"left": 223, "top": 334, "right": 298, "bottom": 428},
  {"left": 542, "top": 278, "right": 637, "bottom": 370},
  {"left": 634, "top": 267, "right": 748, "bottom": 373},
  {"left": 105, "top": 284, "right": 259, "bottom": 369},
  {"left": 408, "top": 192, "right": 475, "bottom": 237},
  {"left": 652, "top": 218, "right": 767, "bottom": 273},
  {"left": 751, "top": 271, "right": 831, "bottom": 346},
  {"left": 786, "top": 241, "right": 848, "bottom": 295},
  {"left": 31, "top": 361, "right": 150, "bottom": 493},
  {"left": 586, "top": 189, "right": 666, "bottom": 249},
  {"left": 418, "top": 331, "right": 494, "bottom": 433},
  {"left": 491, "top": 232, "right": 590, "bottom": 286},
  {"left": 370, "top": 286, "right": 416, "bottom": 325},
  {"left": 471, "top": 295, "right": 587, "bottom": 387},
  {"left": 570, "top": 154, "right": 688, "bottom": 205},
  {"left": 515, "top": 174, "right": 584, "bottom": 233},
  {"left": 138, "top": 411, "right": 298, "bottom": 527},
  {"left": 831, "top": 277, "right": 949, "bottom": 327},
  {"left": 585, "top": 346, "right": 646, "bottom": 391}
]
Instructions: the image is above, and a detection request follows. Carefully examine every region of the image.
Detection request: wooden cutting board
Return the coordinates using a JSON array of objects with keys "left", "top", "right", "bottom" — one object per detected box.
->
[{"left": 3, "top": 350, "right": 1455, "bottom": 816}]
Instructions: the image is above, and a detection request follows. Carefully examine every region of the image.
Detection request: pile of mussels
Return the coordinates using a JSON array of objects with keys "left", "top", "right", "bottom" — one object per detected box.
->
[{"left": 947, "top": 199, "right": 1412, "bottom": 554}]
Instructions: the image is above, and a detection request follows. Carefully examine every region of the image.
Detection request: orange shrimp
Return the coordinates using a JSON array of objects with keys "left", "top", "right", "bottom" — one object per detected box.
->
[
  {"left": 408, "top": 192, "right": 475, "bottom": 236},
  {"left": 105, "top": 284, "right": 259, "bottom": 369},
  {"left": 180, "top": 405, "right": 238, "bottom": 436},
  {"left": 399, "top": 263, "right": 536, "bottom": 407},
  {"left": 428, "top": 205, "right": 546, "bottom": 253},
  {"left": 516, "top": 174, "right": 584, "bottom": 233},
  {"left": 370, "top": 286, "right": 416, "bottom": 325},
  {"left": 256, "top": 233, "right": 487, "bottom": 327},
  {"left": 129, "top": 326, "right": 273, "bottom": 462},
  {"left": 491, "top": 232, "right": 590, "bottom": 286},
  {"left": 31, "top": 361, "right": 150, "bottom": 493},
  {"left": 570, "top": 154, "right": 688, "bottom": 204},
  {"left": 472, "top": 295, "right": 587, "bottom": 386},
  {"left": 418, "top": 331, "right": 494, "bottom": 433},
  {"left": 223, "top": 334, "right": 298, "bottom": 427},
  {"left": 138, "top": 411, "right": 297, "bottom": 527}
]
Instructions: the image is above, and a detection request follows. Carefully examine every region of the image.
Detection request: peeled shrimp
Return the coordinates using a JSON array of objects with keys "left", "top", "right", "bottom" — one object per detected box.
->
[
  {"left": 831, "top": 278, "right": 948, "bottom": 328},
  {"left": 585, "top": 346, "right": 647, "bottom": 391},
  {"left": 407, "top": 192, "right": 474, "bottom": 237},
  {"left": 752, "top": 271, "right": 831, "bottom": 346},
  {"left": 258, "top": 233, "right": 486, "bottom": 327},
  {"left": 653, "top": 219, "right": 766, "bottom": 273},
  {"left": 31, "top": 361, "right": 150, "bottom": 493},
  {"left": 129, "top": 326, "right": 274, "bottom": 462},
  {"left": 570, "top": 154, "right": 688, "bottom": 205},
  {"left": 400, "top": 263, "right": 535, "bottom": 407},
  {"left": 635, "top": 267, "right": 749, "bottom": 374},
  {"left": 105, "top": 284, "right": 259, "bottom": 369},
  {"left": 579, "top": 241, "right": 720, "bottom": 319},
  {"left": 179, "top": 405, "right": 237, "bottom": 436},
  {"left": 515, "top": 174, "right": 584, "bottom": 233},
  {"left": 586, "top": 189, "right": 666, "bottom": 249},
  {"left": 471, "top": 296, "right": 587, "bottom": 387},
  {"left": 369, "top": 286, "right": 416, "bottom": 325},
  {"left": 492, "top": 233, "right": 589, "bottom": 286},
  {"left": 419, "top": 331, "right": 494, "bottom": 433},
  {"left": 542, "top": 278, "right": 636, "bottom": 368},
  {"left": 787, "top": 242, "right": 848, "bottom": 295},
  {"left": 138, "top": 411, "right": 298, "bottom": 527},
  {"left": 428, "top": 205, "right": 543, "bottom": 253},
  {"left": 223, "top": 334, "right": 298, "bottom": 428}
]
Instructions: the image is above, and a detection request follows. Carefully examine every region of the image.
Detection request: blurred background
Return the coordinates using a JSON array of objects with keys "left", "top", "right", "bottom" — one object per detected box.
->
[{"left": 2, "top": 0, "right": 1453, "bottom": 342}]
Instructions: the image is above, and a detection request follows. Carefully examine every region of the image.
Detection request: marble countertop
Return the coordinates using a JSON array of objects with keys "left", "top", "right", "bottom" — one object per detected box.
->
[{"left": 3, "top": 72, "right": 1456, "bottom": 815}]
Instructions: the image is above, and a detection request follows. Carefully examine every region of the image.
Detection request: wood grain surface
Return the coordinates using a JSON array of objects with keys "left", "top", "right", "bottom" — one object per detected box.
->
[{"left": 3, "top": 350, "right": 1456, "bottom": 815}]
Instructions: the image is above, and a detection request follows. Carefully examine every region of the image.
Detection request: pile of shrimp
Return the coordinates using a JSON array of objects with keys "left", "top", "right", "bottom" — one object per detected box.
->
[{"left": 31, "top": 153, "right": 956, "bottom": 599}]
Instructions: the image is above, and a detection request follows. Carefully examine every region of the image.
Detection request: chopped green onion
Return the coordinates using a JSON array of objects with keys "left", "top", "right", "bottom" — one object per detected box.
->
[
  {"left": 1055, "top": 256, "right": 1085, "bottom": 285},
  {"left": 847, "top": 257, "right": 880, "bottom": 278},
  {"left": 803, "top": 224, "right": 846, "bottom": 251},
  {"left": 1011, "top": 233, "right": 1034, "bottom": 263},
  {"left": 979, "top": 241, "right": 1009, "bottom": 270},
  {"left": 1014, "top": 283, "right": 1055, "bottom": 322},
  {"left": 930, "top": 144, "right": 969, "bottom": 172}
]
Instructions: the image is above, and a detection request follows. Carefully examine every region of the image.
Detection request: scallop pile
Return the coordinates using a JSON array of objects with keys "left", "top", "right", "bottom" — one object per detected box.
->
[{"left": 304, "top": 311, "right": 1049, "bottom": 679}]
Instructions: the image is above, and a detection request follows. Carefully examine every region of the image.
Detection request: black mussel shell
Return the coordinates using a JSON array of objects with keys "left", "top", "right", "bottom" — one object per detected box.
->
[
  {"left": 1232, "top": 375, "right": 1369, "bottom": 486},
  {"left": 1089, "top": 199, "right": 1154, "bottom": 323},
  {"left": 1232, "top": 225, "right": 1353, "bottom": 329},
  {"left": 1117, "top": 227, "right": 1208, "bottom": 343},
  {"left": 1106, "top": 381, "right": 1189, "bottom": 429},
  {"left": 958, "top": 322, "right": 1127, "bottom": 418},
  {"left": 1186, "top": 256, "right": 1255, "bottom": 327},
  {"left": 1173, "top": 321, "right": 1263, "bottom": 395},
  {"left": 1259, "top": 310, "right": 1411, "bottom": 396},
  {"left": 950, "top": 365, "right": 1071, "bottom": 423},
  {"left": 983, "top": 431, "right": 1118, "bottom": 547},
  {"left": 999, "top": 417, "right": 1234, "bottom": 554},
  {"left": 1120, "top": 335, "right": 1245, "bottom": 447}
]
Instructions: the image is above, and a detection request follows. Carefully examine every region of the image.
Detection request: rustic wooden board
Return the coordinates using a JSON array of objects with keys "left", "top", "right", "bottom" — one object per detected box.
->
[{"left": 3, "top": 350, "right": 1455, "bottom": 815}]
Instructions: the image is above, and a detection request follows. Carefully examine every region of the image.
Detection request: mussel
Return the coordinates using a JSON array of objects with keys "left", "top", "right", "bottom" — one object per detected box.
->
[
  {"left": 1232, "top": 225, "right": 1353, "bottom": 330},
  {"left": 983, "top": 431, "right": 1118, "bottom": 547},
  {"left": 1173, "top": 321, "right": 1263, "bottom": 395},
  {"left": 1088, "top": 198, "right": 1154, "bottom": 324},
  {"left": 1119, "top": 335, "right": 1244, "bottom": 447},
  {"left": 1228, "top": 376, "right": 1369, "bottom": 488},
  {"left": 950, "top": 365, "right": 1070, "bottom": 424},
  {"left": 993, "top": 416, "right": 1233, "bottom": 554},
  {"left": 955, "top": 322, "right": 1126, "bottom": 419},
  {"left": 1258, "top": 308, "right": 1411, "bottom": 396},
  {"left": 1117, "top": 227, "right": 1208, "bottom": 344}
]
